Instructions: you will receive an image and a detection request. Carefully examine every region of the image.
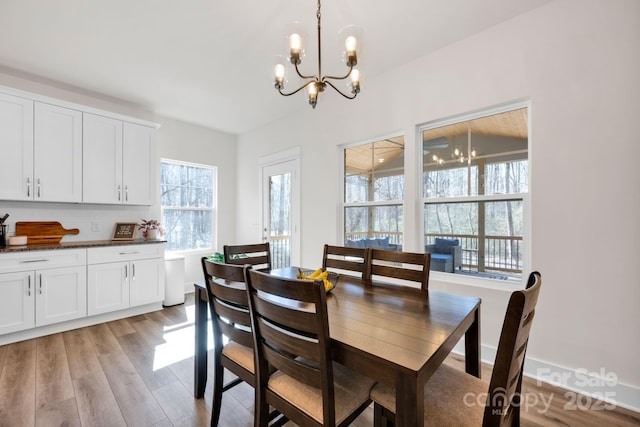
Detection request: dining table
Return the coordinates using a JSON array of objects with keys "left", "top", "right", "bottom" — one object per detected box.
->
[{"left": 193, "top": 267, "right": 481, "bottom": 427}]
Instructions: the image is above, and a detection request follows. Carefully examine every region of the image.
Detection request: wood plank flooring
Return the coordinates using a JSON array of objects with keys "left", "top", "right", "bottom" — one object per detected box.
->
[{"left": 0, "top": 293, "right": 637, "bottom": 427}]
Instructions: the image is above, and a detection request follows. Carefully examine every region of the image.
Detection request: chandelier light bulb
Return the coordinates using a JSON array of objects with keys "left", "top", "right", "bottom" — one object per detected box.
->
[
  {"left": 274, "top": 63, "right": 286, "bottom": 88},
  {"left": 454, "top": 148, "right": 460, "bottom": 156},
  {"left": 350, "top": 69, "right": 360, "bottom": 94},
  {"left": 289, "top": 33, "right": 303, "bottom": 64},
  {"left": 432, "top": 154, "right": 438, "bottom": 162}
]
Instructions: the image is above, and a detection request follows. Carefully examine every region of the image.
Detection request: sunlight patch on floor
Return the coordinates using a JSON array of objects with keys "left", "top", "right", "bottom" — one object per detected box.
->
[{"left": 153, "top": 302, "right": 214, "bottom": 370}]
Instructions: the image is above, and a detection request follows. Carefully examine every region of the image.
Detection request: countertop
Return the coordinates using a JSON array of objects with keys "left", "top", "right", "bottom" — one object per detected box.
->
[{"left": 0, "top": 239, "right": 165, "bottom": 254}]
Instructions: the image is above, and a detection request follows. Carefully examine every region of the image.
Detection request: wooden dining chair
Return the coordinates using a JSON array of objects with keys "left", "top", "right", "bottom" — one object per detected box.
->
[
  {"left": 322, "top": 244, "right": 369, "bottom": 278},
  {"left": 244, "top": 267, "right": 376, "bottom": 427},
  {"left": 223, "top": 242, "right": 271, "bottom": 271},
  {"left": 371, "top": 271, "right": 543, "bottom": 427},
  {"left": 364, "top": 248, "right": 431, "bottom": 291},
  {"left": 201, "top": 258, "right": 284, "bottom": 427}
]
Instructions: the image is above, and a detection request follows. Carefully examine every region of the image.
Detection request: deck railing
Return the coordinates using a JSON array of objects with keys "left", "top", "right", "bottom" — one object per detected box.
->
[
  {"left": 344, "top": 231, "right": 523, "bottom": 276},
  {"left": 270, "top": 235, "right": 291, "bottom": 269}
]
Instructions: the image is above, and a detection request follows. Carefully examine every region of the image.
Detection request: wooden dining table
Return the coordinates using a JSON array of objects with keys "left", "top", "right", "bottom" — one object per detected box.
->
[{"left": 193, "top": 267, "right": 481, "bottom": 427}]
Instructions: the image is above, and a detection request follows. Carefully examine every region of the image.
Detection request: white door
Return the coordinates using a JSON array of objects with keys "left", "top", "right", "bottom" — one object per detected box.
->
[
  {"left": 129, "top": 258, "right": 165, "bottom": 307},
  {"left": 0, "top": 92, "right": 33, "bottom": 201},
  {"left": 0, "top": 271, "right": 35, "bottom": 335},
  {"left": 83, "top": 113, "right": 123, "bottom": 204},
  {"left": 262, "top": 159, "right": 300, "bottom": 269},
  {"left": 34, "top": 102, "right": 83, "bottom": 202},
  {"left": 123, "top": 122, "right": 156, "bottom": 205},
  {"left": 87, "top": 262, "right": 130, "bottom": 315},
  {"left": 35, "top": 266, "right": 87, "bottom": 327}
]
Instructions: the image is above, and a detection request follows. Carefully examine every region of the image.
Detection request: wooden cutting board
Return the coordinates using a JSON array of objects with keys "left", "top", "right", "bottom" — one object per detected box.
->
[{"left": 15, "top": 221, "right": 80, "bottom": 244}]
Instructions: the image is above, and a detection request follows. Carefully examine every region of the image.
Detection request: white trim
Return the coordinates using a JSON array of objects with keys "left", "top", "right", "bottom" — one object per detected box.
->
[
  {"left": 258, "top": 146, "right": 301, "bottom": 166},
  {"left": 418, "top": 98, "right": 530, "bottom": 131},
  {"left": 0, "top": 84, "right": 160, "bottom": 128},
  {"left": 0, "top": 302, "right": 163, "bottom": 346},
  {"left": 452, "top": 343, "right": 640, "bottom": 413}
]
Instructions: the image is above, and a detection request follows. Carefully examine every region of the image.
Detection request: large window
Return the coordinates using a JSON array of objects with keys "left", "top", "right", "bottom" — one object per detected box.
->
[
  {"left": 343, "top": 136, "right": 405, "bottom": 250},
  {"left": 422, "top": 106, "right": 528, "bottom": 279},
  {"left": 161, "top": 159, "right": 215, "bottom": 251}
]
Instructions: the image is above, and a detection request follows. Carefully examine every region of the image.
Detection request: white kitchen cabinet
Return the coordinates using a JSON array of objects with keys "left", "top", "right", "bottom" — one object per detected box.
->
[
  {"left": 34, "top": 102, "right": 83, "bottom": 202},
  {"left": 0, "top": 271, "right": 35, "bottom": 335},
  {"left": 0, "top": 95, "right": 82, "bottom": 202},
  {"left": 87, "top": 261, "right": 129, "bottom": 315},
  {"left": 87, "top": 244, "right": 164, "bottom": 315},
  {"left": 83, "top": 113, "right": 156, "bottom": 205},
  {"left": 0, "top": 249, "right": 87, "bottom": 334},
  {"left": 0, "top": 92, "right": 34, "bottom": 201}
]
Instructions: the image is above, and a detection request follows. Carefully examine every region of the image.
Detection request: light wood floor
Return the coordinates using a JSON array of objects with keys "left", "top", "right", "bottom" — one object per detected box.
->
[{"left": 0, "top": 293, "right": 638, "bottom": 427}]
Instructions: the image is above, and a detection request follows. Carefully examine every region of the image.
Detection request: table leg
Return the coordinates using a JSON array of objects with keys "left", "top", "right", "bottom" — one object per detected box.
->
[
  {"left": 194, "top": 285, "right": 209, "bottom": 398},
  {"left": 465, "top": 306, "right": 481, "bottom": 378},
  {"left": 395, "top": 374, "right": 422, "bottom": 426}
]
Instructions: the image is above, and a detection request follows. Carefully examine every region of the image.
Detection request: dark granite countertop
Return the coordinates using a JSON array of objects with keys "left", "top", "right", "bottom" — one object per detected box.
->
[{"left": 0, "top": 239, "right": 165, "bottom": 254}]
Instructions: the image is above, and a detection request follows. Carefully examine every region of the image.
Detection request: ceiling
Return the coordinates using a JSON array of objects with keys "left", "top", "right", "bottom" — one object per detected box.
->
[{"left": 0, "top": 0, "right": 551, "bottom": 135}]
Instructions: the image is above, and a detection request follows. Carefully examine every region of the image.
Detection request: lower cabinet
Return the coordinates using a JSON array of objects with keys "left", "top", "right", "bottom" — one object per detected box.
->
[
  {"left": 0, "top": 249, "right": 87, "bottom": 335},
  {"left": 87, "top": 244, "right": 165, "bottom": 316}
]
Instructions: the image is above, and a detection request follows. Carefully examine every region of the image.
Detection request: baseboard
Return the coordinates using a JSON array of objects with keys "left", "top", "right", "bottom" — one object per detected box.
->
[
  {"left": 0, "top": 302, "right": 163, "bottom": 346},
  {"left": 452, "top": 343, "right": 640, "bottom": 413}
]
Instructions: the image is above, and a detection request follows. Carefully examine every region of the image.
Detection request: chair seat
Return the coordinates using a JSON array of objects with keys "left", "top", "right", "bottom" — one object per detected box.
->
[
  {"left": 370, "top": 364, "right": 487, "bottom": 426},
  {"left": 222, "top": 341, "right": 255, "bottom": 373},
  {"left": 269, "top": 362, "right": 376, "bottom": 424}
]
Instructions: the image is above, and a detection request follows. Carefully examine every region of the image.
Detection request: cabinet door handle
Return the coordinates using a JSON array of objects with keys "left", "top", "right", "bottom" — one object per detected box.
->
[
  {"left": 27, "top": 177, "right": 31, "bottom": 197},
  {"left": 39, "top": 274, "right": 43, "bottom": 294},
  {"left": 37, "top": 178, "right": 41, "bottom": 198},
  {"left": 124, "top": 264, "right": 128, "bottom": 280},
  {"left": 27, "top": 275, "right": 31, "bottom": 296},
  {"left": 20, "top": 259, "right": 49, "bottom": 263},
  {"left": 119, "top": 251, "right": 140, "bottom": 255},
  {"left": 132, "top": 263, "right": 136, "bottom": 280},
  {"left": 125, "top": 185, "right": 128, "bottom": 202},
  {"left": 118, "top": 184, "right": 122, "bottom": 201}
]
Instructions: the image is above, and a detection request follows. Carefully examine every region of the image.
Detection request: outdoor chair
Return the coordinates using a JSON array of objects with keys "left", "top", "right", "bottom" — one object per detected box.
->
[
  {"left": 370, "top": 271, "right": 542, "bottom": 427},
  {"left": 244, "top": 267, "right": 376, "bottom": 426}
]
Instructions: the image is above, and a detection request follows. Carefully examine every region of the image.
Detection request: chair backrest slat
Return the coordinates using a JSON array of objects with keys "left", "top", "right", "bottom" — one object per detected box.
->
[
  {"left": 365, "top": 248, "right": 431, "bottom": 291},
  {"left": 224, "top": 243, "right": 272, "bottom": 270},
  {"left": 484, "top": 271, "right": 542, "bottom": 427},
  {"left": 322, "top": 244, "right": 368, "bottom": 277},
  {"left": 201, "top": 258, "right": 253, "bottom": 350}
]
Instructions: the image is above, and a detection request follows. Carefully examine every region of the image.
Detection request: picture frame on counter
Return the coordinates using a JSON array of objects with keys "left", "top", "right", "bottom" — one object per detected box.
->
[{"left": 112, "top": 222, "right": 137, "bottom": 240}]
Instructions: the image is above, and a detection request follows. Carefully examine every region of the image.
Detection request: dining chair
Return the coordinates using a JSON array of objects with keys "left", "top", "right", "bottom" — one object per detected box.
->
[
  {"left": 364, "top": 248, "right": 431, "bottom": 291},
  {"left": 244, "top": 267, "right": 376, "bottom": 427},
  {"left": 322, "top": 244, "right": 369, "bottom": 278},
  {"left": 370, "top": 271, "right": 543, "bottom": 427},
  {"left": 201, "top": 258, "right": 284, "bottom": 427},
  {"left": 223, "top": 242, "right": 271, "bottom": 271}
]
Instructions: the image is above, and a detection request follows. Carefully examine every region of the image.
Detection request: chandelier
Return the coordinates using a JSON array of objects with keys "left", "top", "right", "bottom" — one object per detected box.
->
[{"left": 273, "top": 0, "right": 362, "bottom": 108}]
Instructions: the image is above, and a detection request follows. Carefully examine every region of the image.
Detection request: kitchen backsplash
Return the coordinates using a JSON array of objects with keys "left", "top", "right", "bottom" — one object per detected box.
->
[{"left": 0, "top": 200, "right": 158, "bottom": 242}]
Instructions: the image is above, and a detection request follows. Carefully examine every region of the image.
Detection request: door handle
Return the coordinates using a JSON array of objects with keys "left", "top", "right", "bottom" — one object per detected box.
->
[
  {"left": 27, "top": 275, "right": 31, "bottom": 296},
  {"left": 124, "top": 264, "right": 128, "bottom": 280},
  {"left": 39, "top": 274, "right": 43, "bottom": 294}
]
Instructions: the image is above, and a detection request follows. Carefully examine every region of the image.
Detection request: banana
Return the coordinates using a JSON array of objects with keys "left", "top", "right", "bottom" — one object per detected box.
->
[
  {"left": 308, "top": 268, "right": 323, "bottom": 278},
  {"left": 323, "top": 278, "right": 333, "bottom": 292}
]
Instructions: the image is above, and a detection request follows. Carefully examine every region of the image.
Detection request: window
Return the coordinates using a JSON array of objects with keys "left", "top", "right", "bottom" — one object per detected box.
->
[
  {"left": 343, "top": 136, "right": 405, "bottom": 250},
  {"left": 421, "top": 105, "right": 528, "bottom": 279},
  {"left": 160, "top": 159, "right": 215, "bottom": 251}
]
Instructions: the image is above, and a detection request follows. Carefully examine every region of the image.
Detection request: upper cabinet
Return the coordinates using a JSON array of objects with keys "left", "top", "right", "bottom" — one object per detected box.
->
[
  {"left": 34, "top": 102, "right": 83, "bottom": 202},
  {"left": 0, "top": 95, "right": 82, "bottom": 202},
  {"left": 0, "top": 86, "right": 158, "bottom": 206},
  {"left": 83, "top": 113, "right": 156, "bottom": 205},
  {"left": 0, "top": 93, "right": 34, "bottom": 201}
]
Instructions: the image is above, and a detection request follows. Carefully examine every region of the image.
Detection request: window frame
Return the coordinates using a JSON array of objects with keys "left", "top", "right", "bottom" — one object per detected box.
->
[
  {"left": 340, "top": 132, "right": 406, "bottom": 248},
  {"left": 418, "top": 100, "right": 531, "bottom": 285},
  {"left": 160, "top": 158, "right": 217, "bottom": 254}
]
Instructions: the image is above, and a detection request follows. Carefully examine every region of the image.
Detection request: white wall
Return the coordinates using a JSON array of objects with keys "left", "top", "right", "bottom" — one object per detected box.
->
[
  {"left": 236, "top": 0, "right": 640, "bottom": 409},
  {"left": 0, "top": 70, "right": 238, "bottom": 291}
]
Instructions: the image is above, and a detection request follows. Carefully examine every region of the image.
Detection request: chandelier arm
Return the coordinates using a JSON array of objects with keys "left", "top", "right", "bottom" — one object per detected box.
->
[
  {"left": 321, "top": 64, "right": 355, "bottom": 82},
  {"left": 324, "top": 80, "right": 357, "bottom": 100},
  {"left": 278, "top": 80, "right": 316, "bottom": 97},
  {"left": 293, "top": 61, "right": 317, "bottom": 81}
]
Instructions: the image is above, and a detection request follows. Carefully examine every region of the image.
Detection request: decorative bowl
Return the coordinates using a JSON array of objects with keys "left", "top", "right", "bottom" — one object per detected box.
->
[{"left": 297, "top": 268, "right": 339, "bottom": 293}]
